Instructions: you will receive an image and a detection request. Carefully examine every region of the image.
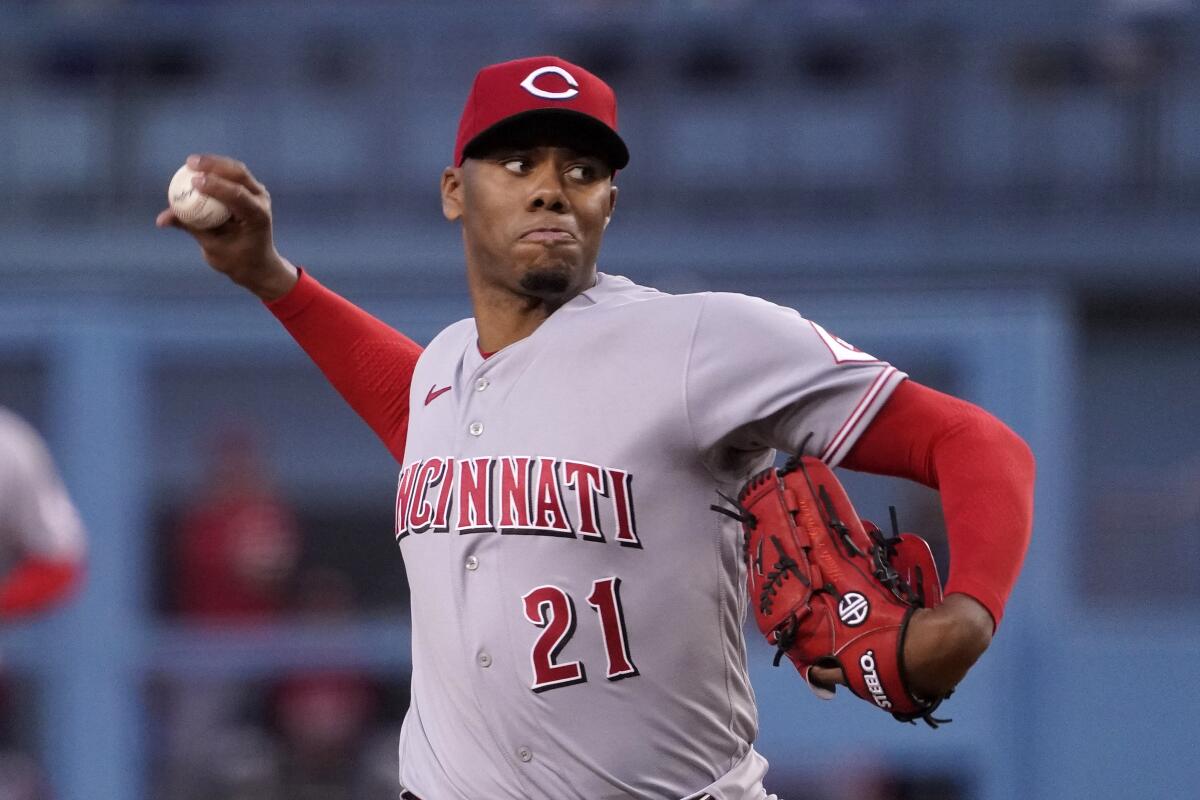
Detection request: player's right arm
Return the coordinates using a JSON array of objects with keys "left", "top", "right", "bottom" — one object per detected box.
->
[
  {"left": 263, "top": 270, "right": 422, "bottom": 461},
  {"left": 156, "top": 154, "right": 422, "bottom": 461},
  {"left": 156, "top": 154, "right": 298, "bottom": 301}
]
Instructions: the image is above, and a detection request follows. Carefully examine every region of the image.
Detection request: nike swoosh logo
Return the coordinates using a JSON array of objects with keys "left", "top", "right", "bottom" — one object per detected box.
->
[{"left": 425, "top": 385, "right": 452, "bottom": 406}]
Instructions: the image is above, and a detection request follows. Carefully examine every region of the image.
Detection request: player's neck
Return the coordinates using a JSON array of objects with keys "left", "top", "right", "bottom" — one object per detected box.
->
[
  {"left": 467, "top": 263, "right": 595, "bottom": 351},
  {"left": 469, "top": 283, "right": 558, "bottom": 353},
  {"left": 474, "top": 307, "right": 550, "bottom": 352}
]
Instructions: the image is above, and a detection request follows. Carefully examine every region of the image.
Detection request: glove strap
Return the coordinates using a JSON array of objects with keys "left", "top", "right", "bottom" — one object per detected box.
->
[{"left": 837, "top": 608, "right": 950, "bottom": 727}]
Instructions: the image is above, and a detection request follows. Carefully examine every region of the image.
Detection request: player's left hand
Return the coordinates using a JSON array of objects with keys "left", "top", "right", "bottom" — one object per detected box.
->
[
  {"left": 725, "top": 456, "right": 993, "bottom": 724},
  {"left": 809, "top": 593, "right": 994, "bottom": 698}
]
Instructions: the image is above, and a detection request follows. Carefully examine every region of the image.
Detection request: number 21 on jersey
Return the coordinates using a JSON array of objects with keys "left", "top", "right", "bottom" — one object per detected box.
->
[{"left": 522, "top": 576, "right": 639, "bottom": 692}]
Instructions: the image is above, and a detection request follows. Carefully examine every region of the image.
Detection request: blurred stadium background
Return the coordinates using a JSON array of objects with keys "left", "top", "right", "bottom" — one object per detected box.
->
[{"left": 0, "top": 0, "right": 1197, "bottom": 798}]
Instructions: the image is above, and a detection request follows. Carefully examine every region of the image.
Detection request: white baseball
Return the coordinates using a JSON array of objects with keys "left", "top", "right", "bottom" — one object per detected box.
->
[{"left": 168, "top": 164, "right": 231, "bottom": 229}]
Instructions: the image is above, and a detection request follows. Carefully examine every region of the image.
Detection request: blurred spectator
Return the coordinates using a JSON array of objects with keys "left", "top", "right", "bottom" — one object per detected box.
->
[
  {"left": 162, "top": 425, "right": 301, "bottom": 794},
  {"left": 269, "top": 568, "right": 382, "bottom": 800},
  {"left": 160, "top": 567, "right": 395, "bottom": 800},
  {"left": 173, "top": 426, "right": 299, "bottom": 621},
  {"left": 272, "top": 669, "right": 379, "bottom": 800},
  {"left": 0, "top": 406, "right": 86, "bottom": 621}
]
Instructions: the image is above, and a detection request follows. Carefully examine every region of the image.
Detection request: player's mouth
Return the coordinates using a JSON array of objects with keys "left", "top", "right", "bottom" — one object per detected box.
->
[{"left": 519, "top": 227, "right": 576, "bottom": 244}]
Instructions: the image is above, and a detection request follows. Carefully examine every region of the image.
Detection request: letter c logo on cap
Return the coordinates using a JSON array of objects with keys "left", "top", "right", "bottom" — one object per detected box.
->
[{"left": 520, "top": 66, "right": 579, "bottom": 100}]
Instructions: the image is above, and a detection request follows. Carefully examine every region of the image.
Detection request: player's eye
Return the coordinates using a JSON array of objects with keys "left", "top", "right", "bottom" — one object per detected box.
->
[
  {"left": 565, "top": 164, "right": 594, "bottom": 182},
  {"left": 502, "top": 158, "right": 529, "bottom": 174}
]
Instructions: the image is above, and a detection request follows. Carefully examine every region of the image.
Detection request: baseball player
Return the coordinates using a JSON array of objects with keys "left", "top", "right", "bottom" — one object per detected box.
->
[
  {"left": 0, "top": 407, "right": 86, "bottom": 620},
  {"left": 157, "top": 56, "right": 1035, "bottom": 799}
]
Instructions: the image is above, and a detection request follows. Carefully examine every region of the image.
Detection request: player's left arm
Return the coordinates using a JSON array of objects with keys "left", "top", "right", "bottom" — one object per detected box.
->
[{"left": 817, "top": 378, "right": 1036, "bottom": 699}]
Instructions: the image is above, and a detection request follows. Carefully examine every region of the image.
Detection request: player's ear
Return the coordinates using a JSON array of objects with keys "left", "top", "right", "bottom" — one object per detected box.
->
[
  {"left": 441, "top": 167, "right": 464, "bottom": 222},
  {"left": 604, "top": 184, "right": 618, "bottom": 229}
]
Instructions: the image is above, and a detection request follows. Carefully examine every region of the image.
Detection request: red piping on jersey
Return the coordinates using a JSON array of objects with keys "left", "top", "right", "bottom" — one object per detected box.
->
[{"left": 821, "top": 365, "right": 896, "bottom": 463}]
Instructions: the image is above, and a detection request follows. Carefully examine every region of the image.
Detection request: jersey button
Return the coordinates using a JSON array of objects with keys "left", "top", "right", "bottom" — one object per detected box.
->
[
  {"left": 475, "top": 378, "right": 490, "bottom": 392},
  {"left": 517, "top": 747, "right": 533, "bottom": 763},
  {"left": 478, "top": 652, "right": 492, "bottom": 668},
  {"left": 468, "top": 421, "right": 484, "bottom": 437},
  {"left": 465, "top": 556, "right": 479, "bottom": 571}
]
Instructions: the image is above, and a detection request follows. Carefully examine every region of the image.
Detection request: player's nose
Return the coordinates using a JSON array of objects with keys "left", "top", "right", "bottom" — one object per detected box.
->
[
  {"left": 526, "top": 167, "right": 569, "bottom": 214},
  {"left": 529, "top": 193, "right": 567, "bottom": 213}
]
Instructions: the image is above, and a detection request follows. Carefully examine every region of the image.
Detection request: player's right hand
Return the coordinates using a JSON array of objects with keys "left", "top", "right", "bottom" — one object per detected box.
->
[{"left": 156, "top": 154, "right": 298, "bottom": 301}]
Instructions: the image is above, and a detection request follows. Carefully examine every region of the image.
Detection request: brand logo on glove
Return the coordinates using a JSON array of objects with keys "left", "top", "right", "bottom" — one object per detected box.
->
[
  {"left": 838, "top": 591, "right": 870, "bottom": 626},
  {"left": 859, "top": 650, "right": 892, "bottom": 709}
]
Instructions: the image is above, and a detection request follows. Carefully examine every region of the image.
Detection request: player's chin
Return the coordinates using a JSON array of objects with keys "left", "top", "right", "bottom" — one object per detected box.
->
[{"left": 518, "top": 262, "right": 578, "bottom": 299}]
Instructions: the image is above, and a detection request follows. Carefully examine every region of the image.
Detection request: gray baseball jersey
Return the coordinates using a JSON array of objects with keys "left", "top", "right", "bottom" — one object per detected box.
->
[
  {"left": 394, "top": 273, "right": 905, "bottom": 799},
  {"left": 0, "top": 407, "right": 86, "bottom": 571}
]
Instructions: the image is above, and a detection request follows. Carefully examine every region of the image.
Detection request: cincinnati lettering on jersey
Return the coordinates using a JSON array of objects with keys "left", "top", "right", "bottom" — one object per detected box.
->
[{"left": 394, "top": 456, "right": 640, "bottom": 546}]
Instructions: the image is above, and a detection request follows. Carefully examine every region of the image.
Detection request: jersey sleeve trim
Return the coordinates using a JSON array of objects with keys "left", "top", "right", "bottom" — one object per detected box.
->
[{"left": 819, "top": 366, "right": 906, "bottom": 467}]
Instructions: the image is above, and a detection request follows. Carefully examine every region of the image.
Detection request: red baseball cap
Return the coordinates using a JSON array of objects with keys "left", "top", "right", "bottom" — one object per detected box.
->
[{"left": 454, "top": 56, "right": 629, "bottom": 170}]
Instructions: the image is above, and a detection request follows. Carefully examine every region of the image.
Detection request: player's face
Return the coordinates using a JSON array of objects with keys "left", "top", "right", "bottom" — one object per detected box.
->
[{"left": 441, "top": 145, "right": 618, "bottom": 303}]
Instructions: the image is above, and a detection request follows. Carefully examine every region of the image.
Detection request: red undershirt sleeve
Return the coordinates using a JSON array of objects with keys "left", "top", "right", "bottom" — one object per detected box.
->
[
  {"left": 841, "top": 379, "right": 1036, "bottom": 629},
  {"left": 265, "top": 269, "right": 423, "bottom": 462},
  {"left": 0, "top": 557, "right": 82, "bottom": 618}
]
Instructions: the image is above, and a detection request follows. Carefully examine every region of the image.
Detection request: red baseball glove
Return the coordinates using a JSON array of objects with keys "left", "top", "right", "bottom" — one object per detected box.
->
[{"left": 714, "top": 454, "right": 950, "bottom": 726}]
